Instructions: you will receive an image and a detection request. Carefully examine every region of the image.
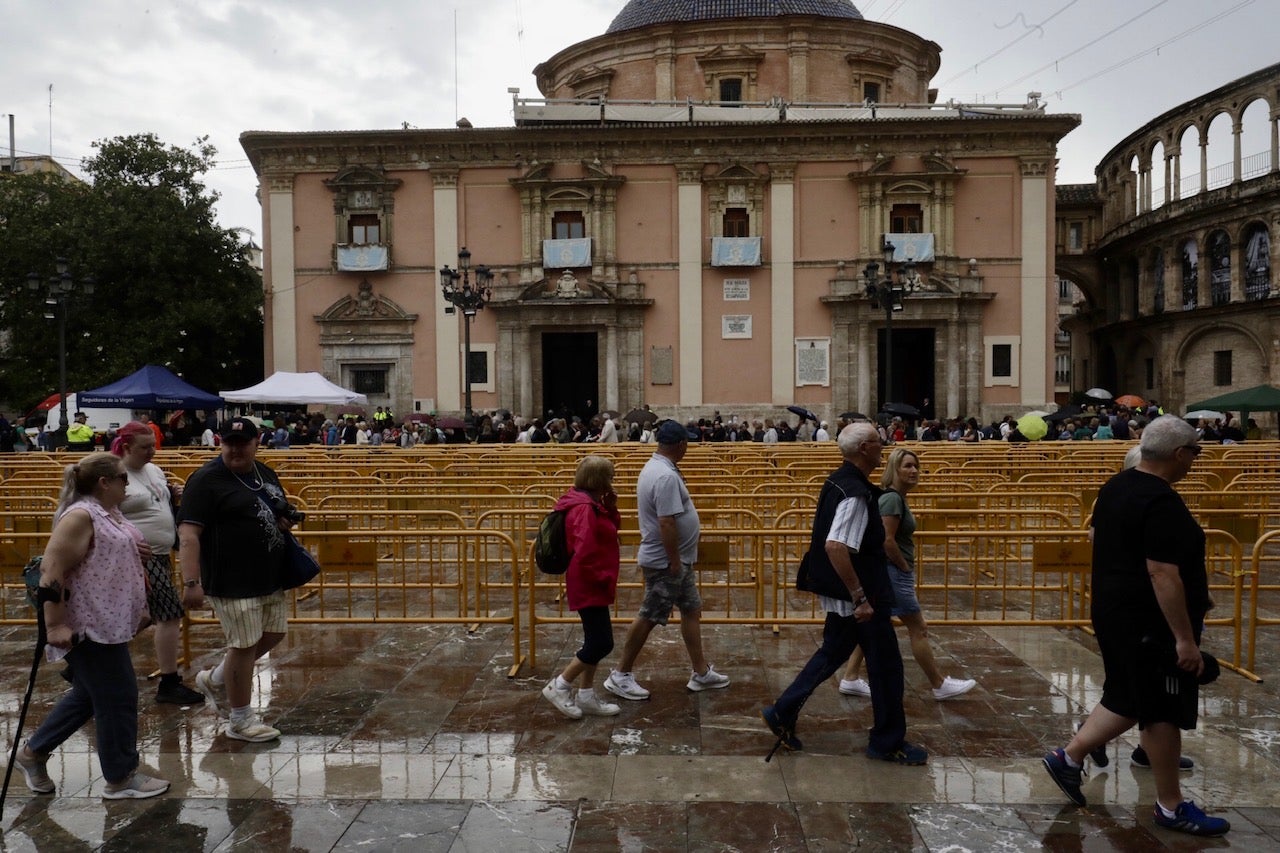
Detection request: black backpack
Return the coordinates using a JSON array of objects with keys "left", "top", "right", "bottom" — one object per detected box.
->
[{"left": 534, "top": 509, "right": 570, "bottom": 574}]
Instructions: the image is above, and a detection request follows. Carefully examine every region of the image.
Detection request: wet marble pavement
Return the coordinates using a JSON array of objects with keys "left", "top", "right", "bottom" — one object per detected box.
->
[{"left": 1, "top": 620, "right": 1277, "bottom": 851}]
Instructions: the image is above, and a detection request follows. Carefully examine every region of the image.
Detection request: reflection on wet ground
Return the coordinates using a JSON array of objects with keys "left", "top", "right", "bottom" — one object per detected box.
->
[{"left": 1, "top": 621, "right": 1276, "bottom": 850}]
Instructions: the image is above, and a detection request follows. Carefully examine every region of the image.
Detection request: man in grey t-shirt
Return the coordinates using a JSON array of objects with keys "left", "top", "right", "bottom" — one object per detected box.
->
[{"left": 604, "top": 420, "right": 730, "bottom": 700}]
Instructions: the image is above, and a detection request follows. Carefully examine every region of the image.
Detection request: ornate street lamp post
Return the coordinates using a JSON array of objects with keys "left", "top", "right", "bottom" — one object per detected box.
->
[
  {"left": 438, "top": 247, "right": 492, "bottom": 427},
  {"left": 27, "top": 258, "right": 95, "bottom": 444},
  {"left": 863, "top": 239, "right": 920, "bottom": 408}
]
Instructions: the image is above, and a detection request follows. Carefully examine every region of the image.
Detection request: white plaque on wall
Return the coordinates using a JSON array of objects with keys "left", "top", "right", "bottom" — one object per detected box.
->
[
  {"left": 722, "top": 315, "right": 752, "bottom": 339},
  {"left": 723, "top": 278, "right": 750, "bottom": 301},
  {"left": 795, "top": 338, "right": 830, "bottom": 387}
]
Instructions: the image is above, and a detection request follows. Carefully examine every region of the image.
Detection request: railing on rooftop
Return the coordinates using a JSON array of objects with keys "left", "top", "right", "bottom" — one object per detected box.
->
[{"left": 512, "top": 95, "right": 1046, "bottom": 126}]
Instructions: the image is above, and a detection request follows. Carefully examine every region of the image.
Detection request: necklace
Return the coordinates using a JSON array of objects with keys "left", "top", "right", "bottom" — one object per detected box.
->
[{"left": 231, "top": 464, "right": 264, "bottom": 491}]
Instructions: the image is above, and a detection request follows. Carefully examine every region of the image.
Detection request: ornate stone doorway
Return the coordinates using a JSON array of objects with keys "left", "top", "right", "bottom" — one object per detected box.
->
[{"left": 541, "top": 332, "right": 599, "bottom": 421}]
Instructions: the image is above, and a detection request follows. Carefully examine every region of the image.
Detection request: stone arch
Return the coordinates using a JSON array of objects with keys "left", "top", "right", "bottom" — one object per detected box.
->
[
  {"left": 1240, "top": 96, "right": 1272, "bottom": 179},
  {"left": 1149, "top": 139, "right": 1166, "bottom": 210},
  {"left": 1174, "top": 322, "right": 1269, "bottom": 404},
  {"left": 1205, "top": 110, "right": 1234, "bottom": 189},
  {"left": 1178, "top": 123, "right": 1201, "bottom": 198}
]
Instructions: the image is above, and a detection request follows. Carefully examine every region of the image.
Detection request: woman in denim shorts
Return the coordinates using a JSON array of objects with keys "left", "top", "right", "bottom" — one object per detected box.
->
[{"left": 838, "top": 448, "right": 977, "bottom": 701}]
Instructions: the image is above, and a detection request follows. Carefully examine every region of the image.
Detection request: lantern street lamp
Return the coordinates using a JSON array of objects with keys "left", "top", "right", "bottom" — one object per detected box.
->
[
  {"left": 438, "top": 247, "right": 493, "bottom": 426},
  {"left": 27, "top": 258, "right": 95, "bottom": 443},
  {"left": 862, "top": 239, "right": 921, "bottom": 409}
]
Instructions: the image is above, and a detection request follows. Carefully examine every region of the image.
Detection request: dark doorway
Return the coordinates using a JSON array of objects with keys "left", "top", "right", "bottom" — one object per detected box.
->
[
  {"left": 542, "top": 331, "right": 598, "bottom": 422},
  {"left": 877, "top": 327, "right": 935, "bottom": 412}
]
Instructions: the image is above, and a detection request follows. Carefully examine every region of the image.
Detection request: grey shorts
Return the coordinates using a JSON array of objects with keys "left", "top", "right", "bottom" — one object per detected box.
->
[
  {"left": 889, "top": 566, "right": 921, "bottom": 617},
  {"left": 144, "top": 554, "right": 184, "bottom": 623},
  {"left": 637, "top": 563, "right": 702, "bottom": 625}
]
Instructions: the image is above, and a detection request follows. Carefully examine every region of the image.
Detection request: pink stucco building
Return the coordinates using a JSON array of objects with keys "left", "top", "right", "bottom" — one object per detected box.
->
[{"left": 241, "top": 0, "right": 1078, "bottom": 425}]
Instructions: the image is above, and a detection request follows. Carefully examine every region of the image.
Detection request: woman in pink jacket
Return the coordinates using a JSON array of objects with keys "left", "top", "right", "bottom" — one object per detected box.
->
[{"left": 542, "top": 455, "right": 623, "bottom": 719}]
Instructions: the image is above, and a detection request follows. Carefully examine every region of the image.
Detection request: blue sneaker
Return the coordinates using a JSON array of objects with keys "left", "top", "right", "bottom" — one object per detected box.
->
[
  {"left": 761, "top": 706, "right": 802, "bottom": 752},
  {"left": 1153, "top": 800, "right": 1230, "bottom": 836},
  {"left": 866, "top": 741, "right": 928, "bottom": 765},
  {"left": 1042, "top": 748, "right": 1086, "bottom": 806}
]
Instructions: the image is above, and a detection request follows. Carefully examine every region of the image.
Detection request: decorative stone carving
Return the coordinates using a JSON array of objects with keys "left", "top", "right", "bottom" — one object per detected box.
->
[{"left": 555, "top": 270, "right": 581, "bottom": 298}]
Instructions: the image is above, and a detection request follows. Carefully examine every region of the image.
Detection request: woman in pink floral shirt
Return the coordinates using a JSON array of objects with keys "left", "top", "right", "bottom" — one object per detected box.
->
[{"left": 14, "top": 453, "right": 170, "bottom": 800}]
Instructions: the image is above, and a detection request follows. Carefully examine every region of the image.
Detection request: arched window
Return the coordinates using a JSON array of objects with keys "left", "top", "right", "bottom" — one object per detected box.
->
[
  {"left": 1149, "top": 140, "right": 1165, "bottom": 210},
  {"left": 1244, "top": 223, "right": 1271, "bottom": 301},
  {"left": 1181, "top": 238, "right": 1198, "bottom": 310},
  {"left": 1208, "top": 229, "right": 1231, "bottom": 306},
  {"left": 1240, "top": 98, "right": 1272, "bottom": 180},
  {"left": 1178, "top": 125, "right": 1200, "bottom": 199}
]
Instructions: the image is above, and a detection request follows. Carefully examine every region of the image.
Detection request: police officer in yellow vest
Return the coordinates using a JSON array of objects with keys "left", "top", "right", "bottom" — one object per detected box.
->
[{"left": 66, "top": 411, "right": 95, "bottom": 451}]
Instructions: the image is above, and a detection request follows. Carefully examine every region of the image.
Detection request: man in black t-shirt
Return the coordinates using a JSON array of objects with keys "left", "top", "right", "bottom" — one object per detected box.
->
[
  {"left": 1041, "top": 416, "right": 1228, "bottom": 837},
  {"left": 178, "top": 417, "right": 291, "bottom": 744}
]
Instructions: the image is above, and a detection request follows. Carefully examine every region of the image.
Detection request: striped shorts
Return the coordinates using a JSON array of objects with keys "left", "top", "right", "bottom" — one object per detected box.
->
[{"left": 207, "top": 591, "right": 288, "bottom": 649}]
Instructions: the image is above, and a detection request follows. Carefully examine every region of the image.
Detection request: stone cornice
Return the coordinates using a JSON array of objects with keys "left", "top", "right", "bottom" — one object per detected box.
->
[{"left": 241, "top": 118, "right": 1079, "bottom": 176}]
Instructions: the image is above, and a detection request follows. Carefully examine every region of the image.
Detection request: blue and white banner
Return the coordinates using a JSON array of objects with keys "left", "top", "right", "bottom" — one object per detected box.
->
[
  {"left": 883, "top": 233, "right": 934, "bottom": 262},
  {"left": 711, "top": 236, "right": 762, "bottom": 267},
  {"left": 543, "top": 238, "right": 592, "bottom": 269},
  {"left": 336, "top": 245, "right": 389, "bottom": 272}
]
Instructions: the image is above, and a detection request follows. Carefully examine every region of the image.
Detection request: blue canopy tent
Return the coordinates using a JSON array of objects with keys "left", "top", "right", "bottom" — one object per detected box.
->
[{"left": 77, "top": 364, "right": 224, "bottom": 410}]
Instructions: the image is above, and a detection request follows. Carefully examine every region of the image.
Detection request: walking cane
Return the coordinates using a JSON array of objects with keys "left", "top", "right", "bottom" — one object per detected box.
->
[{"left": 1, "top": 593, "right": 48, "bottom": 820}]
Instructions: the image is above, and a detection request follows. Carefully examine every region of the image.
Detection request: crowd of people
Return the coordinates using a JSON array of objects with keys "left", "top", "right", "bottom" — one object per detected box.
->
[{"left": 5, "top": 405, "right": 1235, "bottom": 834}]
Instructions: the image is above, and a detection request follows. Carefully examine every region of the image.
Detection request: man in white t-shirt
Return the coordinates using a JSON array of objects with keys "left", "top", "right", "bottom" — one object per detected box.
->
[{"left": 605, "top": 420, "right": 730, "bottom": 700}]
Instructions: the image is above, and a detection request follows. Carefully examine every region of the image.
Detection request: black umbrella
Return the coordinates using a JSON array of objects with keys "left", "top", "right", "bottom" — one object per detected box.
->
[
  {"left": 786, "top": 405, "right": 819, "bottom": 424},
  {"left": 839, "top": 411, "right": 870, "bottom": 421},
  {"left": 623, "top": 407, "right": 655, "bottom": 425},
  {"left": 1043, "top": 404, "right": 1084, "bottom": 423},
  {"left": 881, "top": 402, "right": 921, "bottom": 418}
]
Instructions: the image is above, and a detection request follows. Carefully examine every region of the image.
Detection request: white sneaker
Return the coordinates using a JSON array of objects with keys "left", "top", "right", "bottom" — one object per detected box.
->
[
  {"left": 686, "top": 663, "right": 730, "bottom": 692},
  {"left": 604, "top": 670, "right": 651, "bottom": 700},
  {"left": 195, "top": 669, "right": 229, "bottom": 718},
  {"left": 932, "top": 675, "right": 976, "bottom": 700},
  {"left": 15, "top": 743, "right": 54, "bottom": 794},
  {"left": 838, "top": 678, "right": 871, "bottom": 697},
  {"left": 575, "top": 692, "right": 621, "bottom": 716},
  {"left": 102, "top": 771, "right": 169, "bottom": 800},
  {"left": 541, "top": 680, "right": 583, "bottom": 719},
  {"left": 226, "top": 713, "right": 281, "bottom": 742}
]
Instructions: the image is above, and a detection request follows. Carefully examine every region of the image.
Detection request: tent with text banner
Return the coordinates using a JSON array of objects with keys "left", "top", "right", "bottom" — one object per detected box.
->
[
  {"left": 220, "top": 371, "right": 367, "bottom": 406},
  {"left": 77, "top": 364, "right": 224, "bottom": 410}
]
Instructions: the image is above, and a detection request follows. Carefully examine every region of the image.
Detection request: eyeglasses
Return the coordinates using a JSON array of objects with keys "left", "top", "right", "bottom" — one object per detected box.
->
[{"left": 1181, "top": 444, "right": 1203, "bottom": 457}]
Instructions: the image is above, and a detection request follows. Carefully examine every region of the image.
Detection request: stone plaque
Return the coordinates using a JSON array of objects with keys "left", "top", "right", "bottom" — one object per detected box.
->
[
  {"left": 723, "top": 278, "right": 750, "bottom": 301},
  {"left": 650, "top": 346, "right": 673, "bottom": 385},
  {"left": 795, "top": 338, "right": 830, "bottom": 386},
  {"left": 722, "top": 314, "right": 752, "bottom": 339}
]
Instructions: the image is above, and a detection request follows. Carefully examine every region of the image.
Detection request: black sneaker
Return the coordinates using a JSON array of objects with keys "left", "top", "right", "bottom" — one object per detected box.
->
[
  {"left": 761, "top": 706, "right": 802, "bottom": 752},
  {"left": 866, "top": 741, "right": 928, "bottom": 765},
  {"left": 1152, "top": 800, "right": 1229, "bottom": 836},
  {"left": 1130, "top": 745, "right": 1194, "bottom": 771},
  {"left": 156, "top": 680, "right": 206, "bottom": 706},
  {"left": 1042, "top": 748, "right": 1087, "bottom": 806}
]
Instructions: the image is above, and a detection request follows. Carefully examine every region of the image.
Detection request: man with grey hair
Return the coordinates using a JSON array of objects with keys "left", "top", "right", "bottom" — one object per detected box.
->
[
  {"left": 762, "top": 422, "right": 925, "bottom": 764},
  {"left": 1043, "top": 416, "right": 1228, "bottom": 836}
]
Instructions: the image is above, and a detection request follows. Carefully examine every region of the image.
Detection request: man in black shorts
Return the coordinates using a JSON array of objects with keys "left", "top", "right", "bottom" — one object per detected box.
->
[{"left": 1041, "top": 416, "right": 1228, "bottom": 837}]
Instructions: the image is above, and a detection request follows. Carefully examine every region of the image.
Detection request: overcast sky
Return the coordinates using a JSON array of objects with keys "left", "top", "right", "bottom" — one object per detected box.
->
[{"left": 2, "top": 0, "right": 1273, "bottom": 240}]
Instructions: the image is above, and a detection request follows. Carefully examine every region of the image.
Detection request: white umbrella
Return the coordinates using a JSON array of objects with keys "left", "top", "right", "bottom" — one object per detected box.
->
[
  {"left": 1084, "top": 388, "right": 1113, "bottom": 401},
  {"left": 1184, "top": 409, "right": 1224, "bottom": 420}
]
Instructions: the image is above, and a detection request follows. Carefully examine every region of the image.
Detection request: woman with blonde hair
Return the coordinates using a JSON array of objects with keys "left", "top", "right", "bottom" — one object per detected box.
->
[
  {"left": 112, "top": 422, "right": 204, "bottom": 705},
  {"left": 541, "top": 454, "right": 623, "bottom": 719},
  {"left": 839, "top": 448, "right": 976, "bottom": 701},
  {"left": 15, "top": 453, "right": 169, "bottom": 799}
]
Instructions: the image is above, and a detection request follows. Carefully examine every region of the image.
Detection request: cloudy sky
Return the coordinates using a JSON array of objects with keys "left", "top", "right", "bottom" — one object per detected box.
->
[{"left": 2, "top": 0, "right": 1272, "bottom": 239}]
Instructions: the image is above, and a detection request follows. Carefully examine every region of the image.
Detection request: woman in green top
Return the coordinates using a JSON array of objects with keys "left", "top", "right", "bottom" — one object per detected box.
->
[{"left": 838, "top": 448, "right": 977, "bottom": 701}]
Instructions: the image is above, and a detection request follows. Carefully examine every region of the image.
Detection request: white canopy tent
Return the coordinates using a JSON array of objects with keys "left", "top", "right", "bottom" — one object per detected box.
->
[{"left": 219, "top": 372, "right": 368, "bottom": 406}]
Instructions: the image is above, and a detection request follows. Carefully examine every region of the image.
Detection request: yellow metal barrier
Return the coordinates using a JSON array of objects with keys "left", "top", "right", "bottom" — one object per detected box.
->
[{"left": 1248, "top": 529, "right": 1280, "bottom": 674}]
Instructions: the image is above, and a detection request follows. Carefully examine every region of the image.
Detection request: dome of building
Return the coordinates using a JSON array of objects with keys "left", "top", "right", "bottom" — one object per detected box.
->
[{"left": 606, "top": 0, "right": 863, "bottom": 34}]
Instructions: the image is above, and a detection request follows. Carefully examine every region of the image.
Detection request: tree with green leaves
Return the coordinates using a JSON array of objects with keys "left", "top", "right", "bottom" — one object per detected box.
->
[{"left": 0, "top": 133, "right": 263, "bottom": 415}]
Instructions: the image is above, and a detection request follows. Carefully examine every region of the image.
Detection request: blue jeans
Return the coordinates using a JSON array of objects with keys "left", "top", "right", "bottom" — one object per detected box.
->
[
  {"left": 28, "top": 640, "right": 139, "bottom": 784},
  {"left": 773, "top": 610, "right": 907, "bottom": 754}
]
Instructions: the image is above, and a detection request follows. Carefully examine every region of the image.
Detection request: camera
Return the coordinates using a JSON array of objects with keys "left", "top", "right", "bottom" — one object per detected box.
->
[{"left": 271, "top": 496, "right": 306, "bottom": 525}]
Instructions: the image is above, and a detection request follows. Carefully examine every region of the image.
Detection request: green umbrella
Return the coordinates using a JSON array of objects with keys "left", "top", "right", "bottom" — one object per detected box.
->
[{"left": 1016, "top": 412, "right": 1048, "bottom": 441}]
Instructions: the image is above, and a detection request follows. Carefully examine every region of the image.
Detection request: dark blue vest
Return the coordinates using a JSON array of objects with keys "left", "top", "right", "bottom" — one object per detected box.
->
[{"left": 796, "top": 461, "right": 894, "bottom": 608}]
